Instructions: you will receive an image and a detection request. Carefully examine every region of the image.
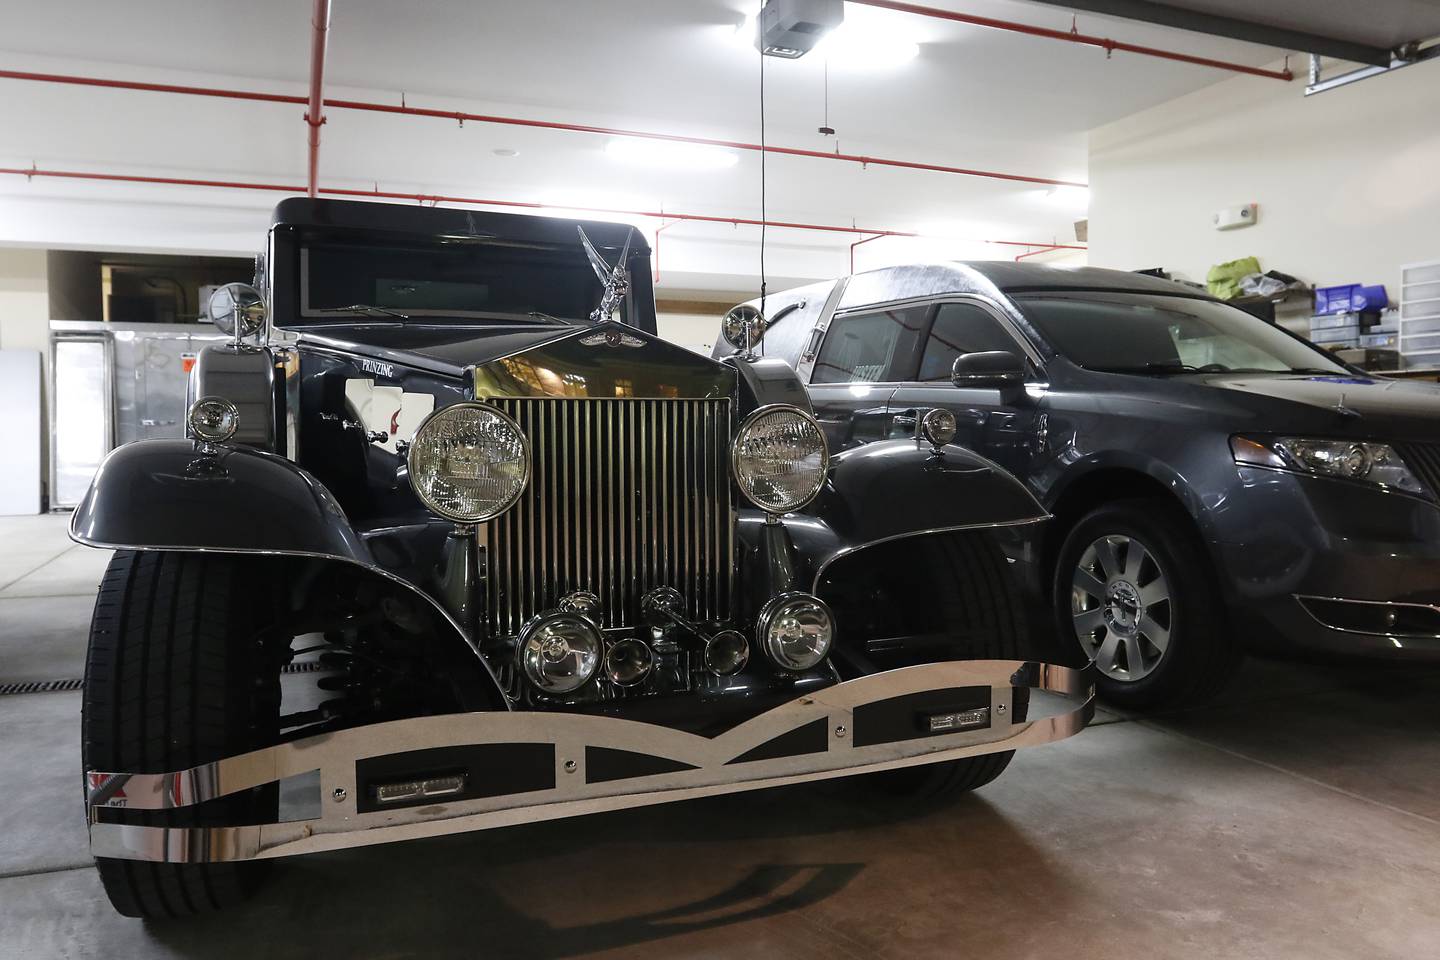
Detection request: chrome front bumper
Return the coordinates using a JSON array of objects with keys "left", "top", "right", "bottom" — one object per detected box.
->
[{"left": 86, "top": 660, "right": 1093, "bottom": 864}]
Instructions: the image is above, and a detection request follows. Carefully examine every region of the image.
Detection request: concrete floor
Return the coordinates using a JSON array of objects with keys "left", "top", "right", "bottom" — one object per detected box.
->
[{"left": 2, "top": 515, "right": 1438, "bottom": 959}]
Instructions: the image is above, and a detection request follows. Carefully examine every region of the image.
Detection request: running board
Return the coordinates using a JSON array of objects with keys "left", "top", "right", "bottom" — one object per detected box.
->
[{"left": 87, "top": 660, "right": 1093, "bottom": 864}]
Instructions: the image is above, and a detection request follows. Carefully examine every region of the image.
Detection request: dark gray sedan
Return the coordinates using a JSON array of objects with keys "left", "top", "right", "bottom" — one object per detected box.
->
[{"left": 718, "top": 263, "right": 1440, "bottom": 708}]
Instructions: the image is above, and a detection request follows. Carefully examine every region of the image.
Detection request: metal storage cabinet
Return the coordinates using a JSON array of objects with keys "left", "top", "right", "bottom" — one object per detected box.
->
[{"left": 49, "top": 321, "right": 229, "bottom": 507}]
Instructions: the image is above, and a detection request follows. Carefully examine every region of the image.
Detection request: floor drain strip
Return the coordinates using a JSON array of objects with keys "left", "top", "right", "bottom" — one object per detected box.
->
[
  {"left": 0, "top": 678, "right": 84, "bottom": 696},
  {"left": 0, "top": 661, "right": 325, "bottom": 696}
]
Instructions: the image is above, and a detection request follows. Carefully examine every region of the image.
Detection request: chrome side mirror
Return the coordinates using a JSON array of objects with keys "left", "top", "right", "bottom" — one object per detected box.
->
[
  {"left": 721, "top": 304, "right": 767, "bottom": 360},
  {"left": 208, "top": 283, "right": 268, "bottom": 344},
  {"left": 952, "top": 351, "right": 1026, "bottom": 389}
]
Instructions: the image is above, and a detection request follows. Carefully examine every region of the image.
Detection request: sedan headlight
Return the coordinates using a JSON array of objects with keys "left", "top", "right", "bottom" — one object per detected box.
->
[
  {"left": 1231, "top": 435, "right": 1428, "bottom": 497},
  {"left": 408, "top": 402, "right": 530, "bottom": 522},
  {"left": 732, "top": 404, "right": 829, "bottom": 513}
]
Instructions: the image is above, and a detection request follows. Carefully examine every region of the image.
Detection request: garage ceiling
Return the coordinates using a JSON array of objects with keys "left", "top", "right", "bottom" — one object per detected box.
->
[
  {"left": 1, "top": 0, "right": 1428, "bottom": 293},
  {"left": 1026, "top": 0, "right": 1440, "bottom": 63}
]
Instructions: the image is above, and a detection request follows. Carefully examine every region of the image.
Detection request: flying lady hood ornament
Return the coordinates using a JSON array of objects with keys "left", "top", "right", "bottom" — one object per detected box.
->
[{"left": 577, "top": 225, "right": 635, "bottom": 322}]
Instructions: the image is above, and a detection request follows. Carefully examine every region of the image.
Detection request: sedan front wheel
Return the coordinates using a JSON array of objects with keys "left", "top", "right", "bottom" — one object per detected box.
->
[{"left": 1053, "top": 499, "right": 1240, "bottom": 709}]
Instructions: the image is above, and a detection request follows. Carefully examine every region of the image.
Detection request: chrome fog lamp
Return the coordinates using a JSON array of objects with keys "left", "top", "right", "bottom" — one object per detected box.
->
[
  {"left": 604, "top": 638, "right": 655, "bottom": 688},
  {"left": 732, "top": 405, "right": 829, "bottom": 513},
  {"left": 408, "top": 403, "right": 530, "bottom": 523},
  {"left": 517, "top": 612, "right": 602, "bottom": 695},
  {"left": 188, "top": 396, "right": 239, "bottom": 443},
  {"left": 704, "top": 629, "right": 750, "bottom": 676},
  {"left": 756, "top": 593, "right": 834, "bottom": 672},
  {"left": 920, "top": 408, "right": 957, "bottom": 449}
]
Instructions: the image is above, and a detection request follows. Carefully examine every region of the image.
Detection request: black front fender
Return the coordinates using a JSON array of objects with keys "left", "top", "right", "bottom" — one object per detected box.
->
[
  {"left": 69, "top": 440, "right": 504, "bottom": 702},
  {"left": 739, "top": 439, "right": 1047, "bottom": 597},
  {"left": 71, "top": 439, "right": 367, "bottom": 561},
  {"left": 813, "top": 439, "right": 1045, "bottom": 547}
]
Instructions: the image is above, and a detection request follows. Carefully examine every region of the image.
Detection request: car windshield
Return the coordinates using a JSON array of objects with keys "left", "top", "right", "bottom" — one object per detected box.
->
[
  {"left": 299, "top": 236, "right": 606, "bottom": 323},
  {"left": 1015, "top": 291, "right": 1346, "bottom": 375}
]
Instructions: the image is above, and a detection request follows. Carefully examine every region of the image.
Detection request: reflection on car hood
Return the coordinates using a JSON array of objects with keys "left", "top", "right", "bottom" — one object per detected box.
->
[
  {"left": 1181, "top": 372, "right": 1440, "bottom": 438},
  {"left": 298, "top": 319, "right": 735, "bottom": 400}
]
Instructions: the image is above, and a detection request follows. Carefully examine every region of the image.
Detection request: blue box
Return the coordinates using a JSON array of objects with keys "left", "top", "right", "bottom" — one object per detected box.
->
[{"left": 1316, "top": 284, "right": 1388, "bottom": 315}]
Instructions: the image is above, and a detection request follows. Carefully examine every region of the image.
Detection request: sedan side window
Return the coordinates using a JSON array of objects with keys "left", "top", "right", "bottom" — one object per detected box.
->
[
  {"left": 918, "top": 302, "right": 1023, "bottom": 381},
  {"left": 812, "top": 306, "right": 928, "bottom": 384}
]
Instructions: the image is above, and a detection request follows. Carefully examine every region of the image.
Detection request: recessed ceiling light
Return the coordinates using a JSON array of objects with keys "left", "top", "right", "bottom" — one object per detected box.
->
[
  {"left": 604, "top": 139, "right": 739, "bottom": 171},
  {"left": 492, "top": 148, "right": 519, "bottom": 158}
]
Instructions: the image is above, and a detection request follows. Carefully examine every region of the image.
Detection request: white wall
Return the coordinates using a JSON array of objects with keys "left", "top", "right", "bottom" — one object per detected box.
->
[
  {"left": 0, "top": 248, "right": 50, "bottom": 511},
  {"left": 657, "top": 311, "right": 725, "bottom": 356},
  {"left": 1088, "top": 58, "right": 1440, "bottom": 296}
]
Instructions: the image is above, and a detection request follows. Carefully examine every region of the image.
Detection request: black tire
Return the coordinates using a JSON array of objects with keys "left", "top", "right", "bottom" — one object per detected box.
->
[
  {"left": 82, "top": 550, "right": 283, "bottom": 919},
  {"left": 859, "top": 532, "right": 1031, "bottom": 800},
  {"left": 1052, "top": 498, "right": 1240, "bottom": 710}
]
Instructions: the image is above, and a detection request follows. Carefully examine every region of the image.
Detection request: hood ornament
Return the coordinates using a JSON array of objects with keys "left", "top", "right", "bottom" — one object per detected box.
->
[{"left": 577, "top": 226, "right": 634, "bottom": 323}]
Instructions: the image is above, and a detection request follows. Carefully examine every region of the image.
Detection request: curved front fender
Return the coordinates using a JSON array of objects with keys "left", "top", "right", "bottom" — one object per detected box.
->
[
  {"left": 812, "top": 439, "right": 1046, "bottom": 546},
  {"left": 69, "top": 440, "right": 504, "bottom": 703},
  {"left": 71, "top": 439, "right": 369, "bottom": 561}
]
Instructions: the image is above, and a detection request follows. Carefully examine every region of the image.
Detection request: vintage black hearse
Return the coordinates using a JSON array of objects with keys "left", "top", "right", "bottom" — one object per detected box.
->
[{"left": 70, "top": 199, "right": 1090, "bottom": 918}]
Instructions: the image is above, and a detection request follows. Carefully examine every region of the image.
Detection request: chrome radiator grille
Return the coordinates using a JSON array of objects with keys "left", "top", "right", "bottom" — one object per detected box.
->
[{"left": 485, "top": 397, "right": 734, "bottom": 637}]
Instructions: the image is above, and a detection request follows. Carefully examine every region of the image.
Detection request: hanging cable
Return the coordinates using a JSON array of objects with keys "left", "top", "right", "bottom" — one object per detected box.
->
[{"left": 758, "top": 0, "right": 768, "bottom": 324}]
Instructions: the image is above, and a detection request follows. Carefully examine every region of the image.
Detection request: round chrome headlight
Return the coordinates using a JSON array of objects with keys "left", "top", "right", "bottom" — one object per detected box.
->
[
  {"left": 516, "top": 612, "right": 602, "bottom": 695},
  {"left": 756, "top": 593, "right": 834, "bottom": 672},
  {"left": 188, "top": 396, "right": 239, "bottom": 443},
  {"left": 407, "top": 403, "right": 529, "bottom": 523},
  {"left": 732, "top": 405, "right": 829, "bottom": 513}
]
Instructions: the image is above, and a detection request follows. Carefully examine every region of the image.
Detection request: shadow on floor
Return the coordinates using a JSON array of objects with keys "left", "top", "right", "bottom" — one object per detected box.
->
[{"left": 143, "top": 783, "right": 1060, "bottom": 959}]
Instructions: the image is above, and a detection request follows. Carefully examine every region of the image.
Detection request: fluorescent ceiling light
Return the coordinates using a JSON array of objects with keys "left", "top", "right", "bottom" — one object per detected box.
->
[{"left": 605, "top": 138, "right": 739, "bottom": 171}]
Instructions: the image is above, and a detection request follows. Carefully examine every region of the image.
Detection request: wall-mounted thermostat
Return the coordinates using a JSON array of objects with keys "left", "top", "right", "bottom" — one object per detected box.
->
[{"left": 1214, "top": 203, "right": 1258, "bottom": 230}]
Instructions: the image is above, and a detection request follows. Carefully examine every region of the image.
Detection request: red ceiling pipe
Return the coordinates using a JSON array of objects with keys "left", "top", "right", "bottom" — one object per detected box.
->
[
  {"left": 1014, "top": 244, "right": 1070, "bottom": 261},
  {"left": 0, "top": 68, "right": 1085, "bottom": 189},
  {"left": 849, "top": 0, "right": 1293, "bottom": 81},
  {"left": 0, "top": 164, "right": 1087, "bottom": 252},
  {"left": 305, "top": 0, "right": 332, "bottom": 198},
  {"left": 323, "top": 96, "right": 1089, "bottom": 188},
  {"left": 850, "top": 233, "right": 887, "bottom": 272}
]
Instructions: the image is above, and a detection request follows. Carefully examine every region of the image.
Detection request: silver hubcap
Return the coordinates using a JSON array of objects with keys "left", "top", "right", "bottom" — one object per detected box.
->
[{"left": 1070, "top": 534, "right": 1172, "bottom": 683}]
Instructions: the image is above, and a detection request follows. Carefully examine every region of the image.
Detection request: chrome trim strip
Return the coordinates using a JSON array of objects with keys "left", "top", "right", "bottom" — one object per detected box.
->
[
  {"left": 1294, "top": 593, "right": 1440, "bottom": 640},
  {"left": 87, "top": 660, "right": 1092, "bottom": 864},
  {"left": 811, "top": 517, "right": 1048, "bottom": 593}
]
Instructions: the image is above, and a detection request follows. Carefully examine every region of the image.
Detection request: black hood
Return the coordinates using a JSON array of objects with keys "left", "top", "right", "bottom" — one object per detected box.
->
[
  {"left": 298, "top": 321, "right": 576, "bottom": 376},
  {"left": 299, "top": 320, "right": 735, "bottom": 400}
]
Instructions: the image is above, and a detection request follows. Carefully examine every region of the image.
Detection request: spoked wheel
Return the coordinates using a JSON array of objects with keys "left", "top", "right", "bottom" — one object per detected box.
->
[
  {"left": 1070, "top": 533, "right": 1172, "bottom": 684},
  {"left": 1054, "top": 499, "right": 1240, "bottom": 709}
]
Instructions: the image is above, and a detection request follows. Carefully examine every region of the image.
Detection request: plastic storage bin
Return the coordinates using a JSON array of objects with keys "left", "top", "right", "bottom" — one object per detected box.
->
[{"left": 1315, "top": 284, "right": 1388, "bottom": 315}]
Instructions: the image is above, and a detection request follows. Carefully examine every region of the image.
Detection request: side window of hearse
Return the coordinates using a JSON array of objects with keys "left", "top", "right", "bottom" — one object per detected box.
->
[
  {"left": 918, "top": 302, "right": 1021, "bottom": 381},
  {"left": 812, "top": 306, "right": 928, "bottom": 383}
]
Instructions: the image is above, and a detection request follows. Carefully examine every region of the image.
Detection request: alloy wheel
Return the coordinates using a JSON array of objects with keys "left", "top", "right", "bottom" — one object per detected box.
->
[{"left": 1070, "top": 534, "right": 1173, "bottom": 683}]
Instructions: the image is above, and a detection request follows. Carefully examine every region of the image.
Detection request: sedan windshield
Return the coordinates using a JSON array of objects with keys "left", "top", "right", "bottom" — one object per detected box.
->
[{"left": 1015, "top": 292, "right": 1346, "bottom": 375}]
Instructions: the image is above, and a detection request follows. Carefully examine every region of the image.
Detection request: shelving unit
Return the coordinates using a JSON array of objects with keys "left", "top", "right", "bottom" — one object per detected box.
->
[{"left": 1398, "top": 260, "right": 1440, "bottom": 367}]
